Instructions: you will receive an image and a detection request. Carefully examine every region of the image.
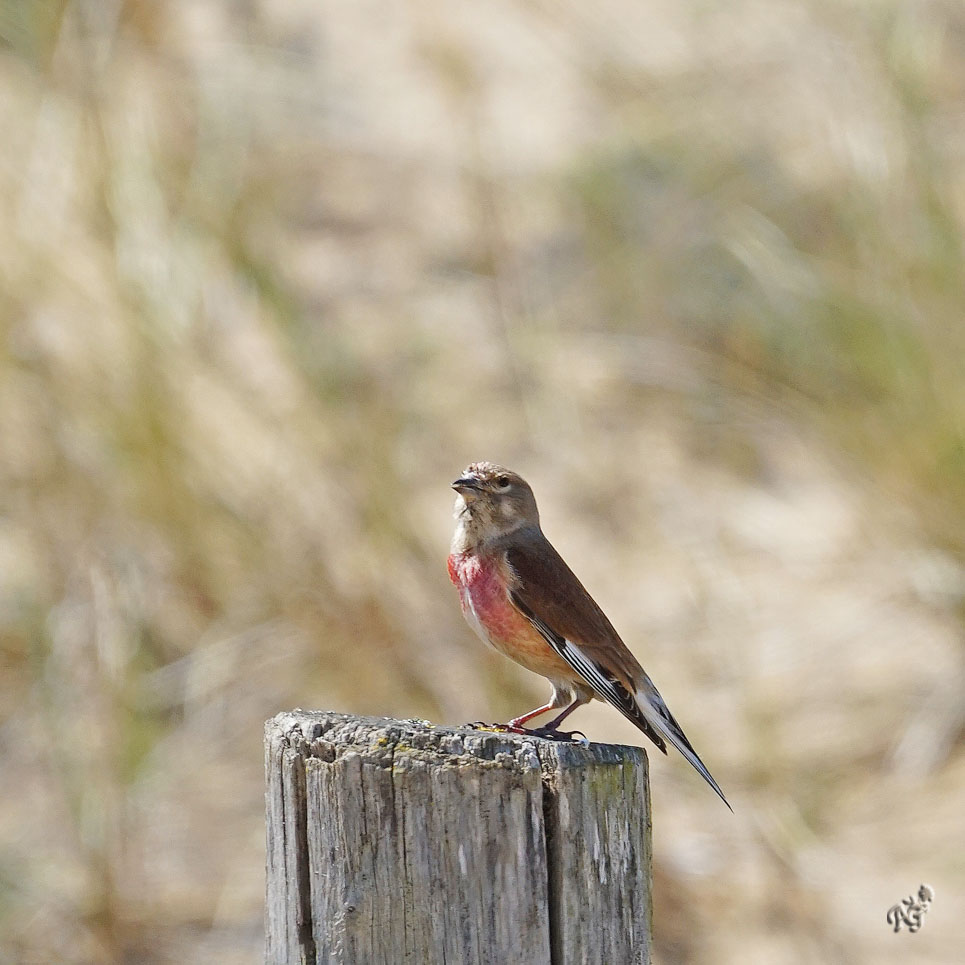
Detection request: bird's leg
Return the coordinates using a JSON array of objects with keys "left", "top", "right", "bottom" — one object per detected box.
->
[
  {"left": 526, "top": 697, "right": 589, "bottom": 742},
  {"left": 542, "top": 699, "right": 583, "bottom": 730},
  {"left": 508, "top": 698, "right": 562, "bottom": 730},
  {"left": 465, "top": 693, "right": 589, "bottom": 743},
  {"left": 464, "top": 695, "right": 562, "bottom": 735}
]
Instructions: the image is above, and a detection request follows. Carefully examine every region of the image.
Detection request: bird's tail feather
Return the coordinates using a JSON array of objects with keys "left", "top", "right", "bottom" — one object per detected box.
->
[{"left": 635, "top": 684, "right": 732, "bottom": 811}]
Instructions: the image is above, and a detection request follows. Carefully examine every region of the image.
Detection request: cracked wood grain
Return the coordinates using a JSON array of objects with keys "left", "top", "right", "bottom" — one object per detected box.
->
[{"left": 265, "top": 711, "right": 651, "bottom": 965}]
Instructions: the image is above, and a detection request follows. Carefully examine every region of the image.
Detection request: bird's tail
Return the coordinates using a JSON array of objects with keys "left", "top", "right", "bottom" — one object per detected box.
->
[{"left": 635, "top": 678, "right": 732, "bottom": 811}]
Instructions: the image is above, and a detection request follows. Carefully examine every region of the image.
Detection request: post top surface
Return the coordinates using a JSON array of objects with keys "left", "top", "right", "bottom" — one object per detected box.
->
[{"left": 266, "top": 709, "right": 649, "bottom": 773}]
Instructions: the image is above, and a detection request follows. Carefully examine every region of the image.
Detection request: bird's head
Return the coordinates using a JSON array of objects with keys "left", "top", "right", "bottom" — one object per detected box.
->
[{"left": 451, "top": 462, "right": 540, "bottom": 546}]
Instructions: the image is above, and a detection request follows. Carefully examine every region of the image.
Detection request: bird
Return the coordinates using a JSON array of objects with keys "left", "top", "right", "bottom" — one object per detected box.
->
[{"left": 447, "top": 461, "right": 731, "bottom": 809}]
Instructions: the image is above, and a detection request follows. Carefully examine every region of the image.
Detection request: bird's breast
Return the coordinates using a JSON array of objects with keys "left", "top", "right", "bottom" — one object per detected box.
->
[
  {"left": 448, "top": 550, "right": 572, "bottom": 678},
  {"left": 448, "top": 551, "right": 524, "bottom": 642}
]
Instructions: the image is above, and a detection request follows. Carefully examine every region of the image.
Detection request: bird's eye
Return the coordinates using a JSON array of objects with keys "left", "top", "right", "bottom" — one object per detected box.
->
[{"left": 496, "top": 475, "right": 510, "bottom": 489}]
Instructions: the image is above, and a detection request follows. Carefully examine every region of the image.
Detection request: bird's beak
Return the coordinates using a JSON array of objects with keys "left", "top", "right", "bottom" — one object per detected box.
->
[{"left": 451, "top": 476, "right": 482, "bottom": 495}]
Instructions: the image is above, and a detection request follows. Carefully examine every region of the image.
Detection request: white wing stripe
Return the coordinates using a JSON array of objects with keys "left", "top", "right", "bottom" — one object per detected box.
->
[
  {"left": 558, "top": 638, "right": 623, "bottom": 704},
  {"left": 510, "top": 590, "right": 632, "bottom": 709},
  {"left": 511, "top": 588, "right": 732, "bottom": 809}
]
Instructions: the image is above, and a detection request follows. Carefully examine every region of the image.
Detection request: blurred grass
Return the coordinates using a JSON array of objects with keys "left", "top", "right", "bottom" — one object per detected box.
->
[
  {"left": 1, "top": 1, "right": 965, "bottom": 963},
  {"left": 571, "top": 0, "right": 965, "bottom": 553}
]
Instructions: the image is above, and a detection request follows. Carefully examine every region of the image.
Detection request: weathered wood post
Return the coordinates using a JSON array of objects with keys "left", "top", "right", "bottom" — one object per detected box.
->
[{"left": 265, "top": 710, "right": 652, "bottom": 964}]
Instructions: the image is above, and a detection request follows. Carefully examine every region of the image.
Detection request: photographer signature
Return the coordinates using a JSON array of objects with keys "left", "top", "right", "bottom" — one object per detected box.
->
[{"left": 886, "top": 884, "right": 934, "bottom": 934}]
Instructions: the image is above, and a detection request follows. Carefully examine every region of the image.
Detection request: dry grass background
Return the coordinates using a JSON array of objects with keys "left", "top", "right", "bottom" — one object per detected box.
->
[{"left": 2, "top": 1, "right": 965, "bottom": 962}]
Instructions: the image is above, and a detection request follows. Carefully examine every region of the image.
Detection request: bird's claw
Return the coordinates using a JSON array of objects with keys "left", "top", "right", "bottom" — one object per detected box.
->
[
  {"left": 463, "top": 721, "right": 589, "bottom": 744},
  {"left": 528, "top": 726, "right": 589, "bottom": 744},
  {"left": 468, "top": 722, "right": 537, "bottom": 736},
  {"left": 464, "top": 721, "right": 517, "bottom": 734}
]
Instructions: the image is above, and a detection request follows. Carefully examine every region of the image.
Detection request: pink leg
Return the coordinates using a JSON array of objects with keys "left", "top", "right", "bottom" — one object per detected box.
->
[
  {"left": 508, "top": 698, "right": 561, "bottom": 730},
  {"left": 542, "top": 698, "right": 584, "bottom": 731},
  {"left": 464, "top": 692, "right": 590, "bottom": 740}
]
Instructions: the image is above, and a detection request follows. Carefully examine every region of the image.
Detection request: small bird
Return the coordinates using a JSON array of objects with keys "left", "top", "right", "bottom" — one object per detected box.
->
[{"left": 448, "top": 461, "right": 731, "bottom": 809}]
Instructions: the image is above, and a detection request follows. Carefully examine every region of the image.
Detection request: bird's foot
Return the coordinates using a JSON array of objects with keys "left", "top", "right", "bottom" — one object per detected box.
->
[
  {"left": 526, "top": 725, "right": 589, "bottom": 744},
  {"left": 463, "top": 721, "right": 589, "bottom": 744},
  {"left": 463, "top": 721, "right": 518, "bottom": 734}
]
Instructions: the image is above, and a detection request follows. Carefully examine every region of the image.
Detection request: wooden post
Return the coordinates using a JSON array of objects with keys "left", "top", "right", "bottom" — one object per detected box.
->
[{"left": 265, "top": 710, "right": 652, "bottom": 965}]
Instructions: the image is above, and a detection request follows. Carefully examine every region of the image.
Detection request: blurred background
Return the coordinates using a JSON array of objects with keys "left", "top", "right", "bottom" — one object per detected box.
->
[{"left": 2, "top": 1, "right": 964, "bottom": 962}]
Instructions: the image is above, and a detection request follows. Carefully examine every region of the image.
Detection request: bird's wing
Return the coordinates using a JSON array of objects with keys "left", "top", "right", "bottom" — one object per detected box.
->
[{"left": 505, "top": 536, "right": 731, "bottom": 810}]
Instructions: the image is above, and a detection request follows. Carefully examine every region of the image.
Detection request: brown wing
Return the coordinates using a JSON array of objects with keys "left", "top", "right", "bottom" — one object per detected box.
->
[
  {"left": 504, "top": 534, "right": 668, "bottom": 754},
  {"left": 506, "top": 530, "right": 733, "bottom": 810}
]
